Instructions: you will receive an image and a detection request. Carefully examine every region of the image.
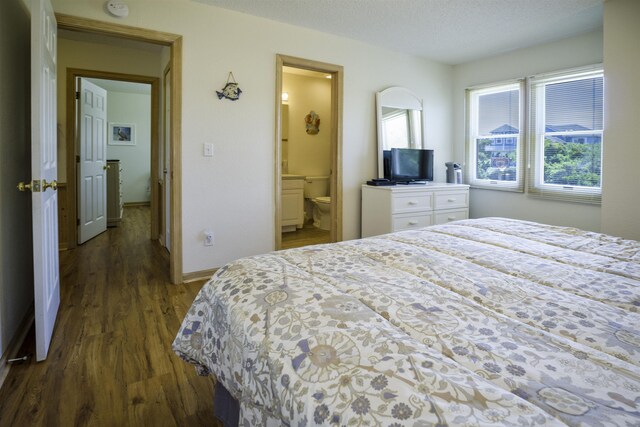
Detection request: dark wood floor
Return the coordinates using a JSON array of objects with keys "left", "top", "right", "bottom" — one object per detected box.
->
[
  {"left": 281, "top": 220, "right": 331, "bottom": 250},
  {"left": 0, "top": 207, "right": 219, "bottom": 426}
]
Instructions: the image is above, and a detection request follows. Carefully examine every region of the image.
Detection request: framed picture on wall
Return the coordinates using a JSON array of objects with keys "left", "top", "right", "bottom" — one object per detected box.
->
[{"left": 109, "top": 123, "right": 136, "bottom": 146}]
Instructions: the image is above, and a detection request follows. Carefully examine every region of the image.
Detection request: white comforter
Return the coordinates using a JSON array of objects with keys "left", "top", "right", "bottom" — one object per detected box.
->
[{"left": 174, "top": 218, "right": 640, "bottom": 426}]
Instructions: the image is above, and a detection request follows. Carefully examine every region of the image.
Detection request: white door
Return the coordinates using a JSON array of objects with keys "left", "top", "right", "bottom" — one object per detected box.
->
[
  {"left": 77, "top": 78, "right": 108, "bottom": 244},
  {"left": 31, "top": 0, "right": 60, "bottom": 361}
]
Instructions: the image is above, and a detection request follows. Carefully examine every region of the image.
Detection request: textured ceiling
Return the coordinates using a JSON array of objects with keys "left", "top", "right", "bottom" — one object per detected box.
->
[{"left": 195, "top": 0, "right": 604, "bottom": 65}]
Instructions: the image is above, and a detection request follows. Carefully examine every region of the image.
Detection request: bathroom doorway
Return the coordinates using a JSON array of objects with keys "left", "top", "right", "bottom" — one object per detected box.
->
[{"left": 275, "top": 55, "right": 343, "bottom": 250}]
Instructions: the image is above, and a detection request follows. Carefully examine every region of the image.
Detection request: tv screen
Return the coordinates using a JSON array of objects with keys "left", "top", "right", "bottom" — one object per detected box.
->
[
  {"left": 390, "top": 148, "right": 434, "bottom": 182},
  {"left": 383, "top": 150, "right": 392, "bottom": 179}
]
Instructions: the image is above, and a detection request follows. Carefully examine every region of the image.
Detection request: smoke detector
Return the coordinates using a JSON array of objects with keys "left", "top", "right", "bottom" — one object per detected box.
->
[{"left": 105, "top": 1, "right": 129, "bottom": 18}]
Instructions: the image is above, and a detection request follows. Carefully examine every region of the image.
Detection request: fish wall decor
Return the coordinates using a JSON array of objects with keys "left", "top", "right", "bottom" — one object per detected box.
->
[{"left": 216, "top": 72, "right": 242, "bottom": 101}]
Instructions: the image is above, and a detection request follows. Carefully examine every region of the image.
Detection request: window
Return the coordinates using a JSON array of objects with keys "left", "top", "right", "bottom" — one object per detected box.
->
[
  {"left": 529, "top": 67, "right": 603, "bottom": 203},
  {"left": 465, "top": 65, "right": 603, "bottom": 204},
  {"left": 381, "top": 107, "right": 421, "bottom": 149},
  {"left": 466, "top": 82, "right": 525, "bottom": 191}
]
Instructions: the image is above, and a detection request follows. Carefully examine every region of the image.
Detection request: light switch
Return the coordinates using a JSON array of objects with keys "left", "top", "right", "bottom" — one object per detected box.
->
[{"left": 203, "top": 143, "right": 214, "bottom": 157}]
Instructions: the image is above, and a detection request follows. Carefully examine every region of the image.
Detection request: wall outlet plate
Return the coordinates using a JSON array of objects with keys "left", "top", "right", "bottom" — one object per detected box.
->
[{"left": 204, "top": 231, "right": 214, "bottom": 246}]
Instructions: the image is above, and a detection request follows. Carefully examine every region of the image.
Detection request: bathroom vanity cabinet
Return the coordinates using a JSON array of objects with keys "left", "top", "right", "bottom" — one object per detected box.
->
[
  {"left": 361, "top": 183, "right": 469, "bottom": 237},
  {"left": 281, "top": 176, "right": 304, "bottom": 232}
]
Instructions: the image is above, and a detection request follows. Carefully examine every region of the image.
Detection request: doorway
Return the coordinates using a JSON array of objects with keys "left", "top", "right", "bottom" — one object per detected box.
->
[
  {"left": 274, "top": 55, "right": 343, "bottom": 250},
  {"left": 56, "top": 14, "right": 183, "bottom": 284},
  {"left": 67, "top": 71, "right": 158, "bottom": 246}
]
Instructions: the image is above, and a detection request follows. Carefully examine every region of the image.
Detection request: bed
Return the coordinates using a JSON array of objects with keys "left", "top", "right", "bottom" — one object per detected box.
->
[{"left": 173, "top": 217, "right": 640, "bottom": 426}]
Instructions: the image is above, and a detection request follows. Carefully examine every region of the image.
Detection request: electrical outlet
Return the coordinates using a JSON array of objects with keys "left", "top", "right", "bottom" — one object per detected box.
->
[
  {"left": 203, "top": 143, "right": 214, "bottom": 157},
  {"left": 204, "top": 231, "right": 214, "bottom": 246}
]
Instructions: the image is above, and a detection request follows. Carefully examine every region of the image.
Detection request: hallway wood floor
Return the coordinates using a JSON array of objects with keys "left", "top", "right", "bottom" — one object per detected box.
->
[
  {"left": 0, "top": 207, "right": 219, "bottom": 426},
  {"left": 281, "top": 221, "right": 331, "bottom": 250}
]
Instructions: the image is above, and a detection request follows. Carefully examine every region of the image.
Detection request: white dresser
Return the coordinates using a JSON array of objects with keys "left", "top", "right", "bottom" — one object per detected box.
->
[
  {"left": 107, "top": 160, "right": 123, "bottom": 227},
  {"left": 361, "top": 183, "right": 469, "bottom": 237}
]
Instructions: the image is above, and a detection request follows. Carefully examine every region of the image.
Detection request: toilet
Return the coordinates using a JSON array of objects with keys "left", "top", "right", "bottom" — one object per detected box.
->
[{"left": 303, "top": 176, "right": 331, "bottom": 231}]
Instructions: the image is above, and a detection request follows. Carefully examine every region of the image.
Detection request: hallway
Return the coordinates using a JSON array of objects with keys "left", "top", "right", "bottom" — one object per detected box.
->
[{"left": 0, "top": 207, "right": 218, "bottom": 426}]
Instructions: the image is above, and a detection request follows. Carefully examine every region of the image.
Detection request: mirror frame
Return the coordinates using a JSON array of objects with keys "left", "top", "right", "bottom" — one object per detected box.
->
[{"left": 375, "top": 86, "right": 424, "bottom": 178}]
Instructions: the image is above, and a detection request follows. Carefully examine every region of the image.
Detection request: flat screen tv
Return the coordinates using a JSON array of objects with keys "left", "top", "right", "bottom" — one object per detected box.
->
[{"left": 389, "top": 148, "right": 434, "bottom": 182}]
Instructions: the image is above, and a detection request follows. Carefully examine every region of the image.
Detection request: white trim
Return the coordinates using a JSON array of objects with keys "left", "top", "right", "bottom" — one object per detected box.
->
[
  {"left": 466, "top": 81, "right": 524, "bottom": 192},
  {"left": 527, "top": 66, "right": 603, "bottom": 204},
  {"left": 527, "top": 63, "right": 603, "bottom": 83}
]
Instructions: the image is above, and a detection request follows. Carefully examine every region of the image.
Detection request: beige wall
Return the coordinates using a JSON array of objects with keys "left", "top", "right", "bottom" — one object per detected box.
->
[
  {"left": 105, "top": 90, "right": 152, "bottom": 204},
  {"left": 51, "top": 0, "right": 455, "bottom": 273},
  {"left": 0, "top": 0, "right": 34, "bottom": 361},
  {"left": 601, "top": 0, "right": 640, "bottom": 239},
  {"left": 56, "top": 37, "right": 163, "bottom": 182},
  {"left": 283, "top": 73, "right": 332, "bottom": 178}
]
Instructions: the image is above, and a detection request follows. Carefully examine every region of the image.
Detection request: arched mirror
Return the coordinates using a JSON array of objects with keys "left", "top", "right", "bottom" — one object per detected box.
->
[{"left": 376, "top": 87, "right": 424, "bottom": 178}]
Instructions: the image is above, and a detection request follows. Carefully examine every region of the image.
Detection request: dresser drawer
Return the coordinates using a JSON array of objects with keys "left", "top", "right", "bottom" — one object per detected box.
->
[
  {"left": 434, "top": 209, "right": 468, "bottom": 225},
  {"left": 392, "top": 193, "right": 433, "bottom": 213},
  {"left": 362, "top": 184, "right": 469, "bottom": 238},
  {"left": 392, "top": 213, "right": 432, "bottom": 231},
  {"left": 434, "top": 191, "right": 468, "bottom": 210}
]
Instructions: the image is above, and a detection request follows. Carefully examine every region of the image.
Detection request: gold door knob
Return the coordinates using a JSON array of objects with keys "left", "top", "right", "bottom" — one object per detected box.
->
[
  {"left": 17, "top": 181, "right": 32, "bottom": 192},
  {"left": 43, "top": 179, "right": 58, "bottom": 191}
]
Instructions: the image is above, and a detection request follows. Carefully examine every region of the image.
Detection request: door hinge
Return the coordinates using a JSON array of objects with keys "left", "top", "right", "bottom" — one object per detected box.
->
[
  {"left": 75, "top": 91, "right": 80, "bottom": 100},
  {"left": 76, "top": 155, "right": 80, "bottom": 163},
  {"left": 77, "top": 218, "right": 80, "bottom": 226}
]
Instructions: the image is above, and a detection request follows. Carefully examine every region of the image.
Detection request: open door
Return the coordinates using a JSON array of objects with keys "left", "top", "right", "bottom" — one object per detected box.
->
[
  {"left": 77, "top": 78, "right": 108, "bottom": 244},
  {"left": 29, "top": 0, "right": 60, "bottom": 361}
]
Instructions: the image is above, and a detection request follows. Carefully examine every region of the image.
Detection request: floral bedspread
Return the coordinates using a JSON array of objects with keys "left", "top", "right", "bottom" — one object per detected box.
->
[{"left": 173, "top": 217, "right": 640, "bottom": 426}]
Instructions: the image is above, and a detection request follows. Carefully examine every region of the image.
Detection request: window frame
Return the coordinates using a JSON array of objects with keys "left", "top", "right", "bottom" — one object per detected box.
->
[
  {"left": 464, "top": 65, "right": 604, "bottom": 204},
  {"left": 527, "top": 66, "right": 604, "bottom": 204},
  {"left": 465, "top": 80, "right": 526, "bottom": 192}
]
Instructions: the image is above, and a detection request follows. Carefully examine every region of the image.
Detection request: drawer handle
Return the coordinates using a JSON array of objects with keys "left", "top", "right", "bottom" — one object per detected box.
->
[
  {"left": 408, "top": 221, "right": 419, "bottom": 225},
  {"left": 447, "top": 216, "right": 456, "bottom": 221},
  {"left": 408, "top": 201, "right": 418, "bottom": 205},
  {"left": 447, "top": 198, "right": 456, "bottom": 202}
]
